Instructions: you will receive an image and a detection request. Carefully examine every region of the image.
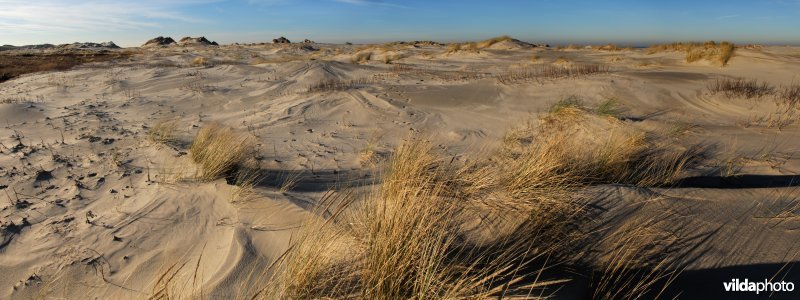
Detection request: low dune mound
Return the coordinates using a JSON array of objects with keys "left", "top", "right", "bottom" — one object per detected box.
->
[
  {"left": 59, "top": 41, "right": 120, "bottom": 50},
  {"left": 647, "top": 41, "right": 735, "bottom": 66},
  {"left": 0, "top": 44, "right": 56, "bottom": 51},
  {"left": 446, "top": 35, "right": 539, "bottom": 55},
  {"left": 2, "top": 42, "right": 119, "bottom": 52},
  {"left": 273, "top": 36, "right": 291, "bottom": 44},
  {"left": 142, "top": 36, "right": 176, "bottom": 47},
  {"left": 178, "top": 36, "right": 219, "bottom": 46},
  {"left": 485, "top": 38, "right": 534, "bottom": 50}
]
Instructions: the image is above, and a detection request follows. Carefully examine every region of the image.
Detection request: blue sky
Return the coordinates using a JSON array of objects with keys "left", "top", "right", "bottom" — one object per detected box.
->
[{"left": 1, "top": 0, "right": 798, "bottom": 47}]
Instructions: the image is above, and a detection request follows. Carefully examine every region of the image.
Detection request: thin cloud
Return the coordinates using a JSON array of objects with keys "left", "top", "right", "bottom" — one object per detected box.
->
[{"left": 0, "top": 0, "right": 212, "bottom": 33}]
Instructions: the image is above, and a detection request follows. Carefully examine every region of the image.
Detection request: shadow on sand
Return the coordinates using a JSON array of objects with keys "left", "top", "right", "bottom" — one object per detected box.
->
[{"left": 673, "top": 174, "right": 800, "bottom": 189}]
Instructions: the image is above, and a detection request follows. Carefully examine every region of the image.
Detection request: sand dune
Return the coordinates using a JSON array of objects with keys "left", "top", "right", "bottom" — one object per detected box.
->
[{"left": 2, "top": 42, "right": 800, "bottom": 298}]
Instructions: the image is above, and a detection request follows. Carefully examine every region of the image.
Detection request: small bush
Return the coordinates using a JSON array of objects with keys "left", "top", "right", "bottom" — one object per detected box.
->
[
  {"left": 191, "top": 56, "right": 210, "bottom": 67},
  {"left": 350, "top": 51, "right": 372, "bottom": 64}
]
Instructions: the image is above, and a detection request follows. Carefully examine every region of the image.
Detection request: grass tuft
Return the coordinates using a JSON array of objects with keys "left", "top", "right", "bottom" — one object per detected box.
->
[
  {"left": 148, "top": 120, "right": 178, "bottom": 145},
  {"left": 595, "top": 98, "right": 622, "bottom": 117}
]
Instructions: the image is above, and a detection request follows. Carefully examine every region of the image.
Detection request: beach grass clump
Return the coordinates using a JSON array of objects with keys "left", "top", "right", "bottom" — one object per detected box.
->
[
  {"left": 779, "top": 84, "right": 800, "bottom": 108},
  {"left": 708, "top": 78, "right": 775, "bottom": 99},
  {"left": 189, "top": 123, "right": 253, "bottom": 180},
  {"left": 536, "top": 105, "right": 699, "bottom": 186},
  {"left": 648, "top": 41, "right": 735, "bottom": 66},
  {"left": 257, "top": 100, "right": 696, "bottom": 298},
  {"left": 257, "top": 137, "right": 574, "bottom": 299}
]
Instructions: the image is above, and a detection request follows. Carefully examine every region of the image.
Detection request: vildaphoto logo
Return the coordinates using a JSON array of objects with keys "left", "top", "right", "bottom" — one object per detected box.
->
[{"left": 723, "top": 278, "right": 795, "bottom": 294}]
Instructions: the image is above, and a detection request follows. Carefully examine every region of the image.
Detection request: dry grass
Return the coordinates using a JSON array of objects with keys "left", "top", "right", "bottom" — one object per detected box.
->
[
  {"left": 359, "top": 133, "right": 384, "bottom": 166},
  {"left": 779, "top": 84, "right": 800, "bottom": 108},
  {"left": 648, "top": 41, "right": 735, "bottom": 66},
  {"left": 189, "top": 123, "right": 253, "bottom": 181},
  {"left": 556, "top": 44, "right": 583, "bottom": 50},
  {"left": 307, "top": 77, "right": 372, "bottom": 93},
  {"left": 231, "top": 163, "right": 263, "bottom": 202},
  {"left": 535, "top": 103, "right": 700, "bottom": 186},
  {"left": 258, "top": 138, "right": 574, "bottom": 299},
  {"left": 707, "top": 78, "right": 775, "bottom": 99},
  {"left": 477, "top": 35, "right": 514, "bottom": 48},
  {"left": 381, "top": 53, "right": 402, "bottom": 64},
  {"left": 191, "top": 56, "right": 210, "bottom": 67},
  {"left": 496, "top": 64, "right": 609, "bottom": 84},
  {"left": 591, "top": 44, "right": 630, "bottom": 51}
]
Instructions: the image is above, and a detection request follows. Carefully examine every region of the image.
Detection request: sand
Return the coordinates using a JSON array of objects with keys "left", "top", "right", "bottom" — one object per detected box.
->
[{"left": 1, "top": 43, "right": 800, "bottom": 298}]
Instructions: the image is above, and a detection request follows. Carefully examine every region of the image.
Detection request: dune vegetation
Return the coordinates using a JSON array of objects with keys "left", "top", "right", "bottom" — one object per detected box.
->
[
  {"left": 222, "top": 102, "right": 699, "bottom": 299},
  {"left": 0, "top": 51, "right": 133, "bottom": 83},
  {"left": 447, "top": 35, "right": 517, "bottom": 54},
  {"left": 647, "top": 41, "right": 735, "bottom": 66}
]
